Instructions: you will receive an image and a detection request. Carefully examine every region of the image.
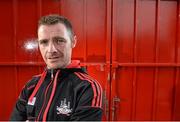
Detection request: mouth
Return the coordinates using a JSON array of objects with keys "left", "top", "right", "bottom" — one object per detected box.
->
[
  {"left": 48, "top": 57, "right": 60, "bottom": 62},
  {"left": 48, "top": 56, "right": 59, "bottom": 59}
]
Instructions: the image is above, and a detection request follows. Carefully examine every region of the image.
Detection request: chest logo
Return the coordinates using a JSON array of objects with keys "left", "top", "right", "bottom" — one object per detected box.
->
[{"left": 56, "top": 98, "right": 72, "bottom": 116}]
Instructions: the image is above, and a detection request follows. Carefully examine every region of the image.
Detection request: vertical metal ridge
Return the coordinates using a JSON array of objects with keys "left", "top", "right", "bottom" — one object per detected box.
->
[
  {"left": 110, "top": 0, "right": 114, "bottom": 119},
  {"left": 37, "top": 0, "right": 42, "bottom": 19},
  {"left": 13, "top": 0, "right": 18, "bottom": 98},
  {"left": 105, "top": 0, "right": 111, "bottom": 64},
  {"left": 59, "top": 0, "right": 63, "bottom": 15},
  {"left": 110, "top": 0, "right": 113, "bottom": 66},
  {"left": 172, "top": 0, "right": 180, "bottom": 120},
  {"left": 173, "top": 69, "right": 179, "bottom": 120},
  {"left": 58, "top": 0, "right": 61, "bottom": 14},
  {"left": 132, "top": 0, "right": 137, "bottom": 120},
  {"left": 133, "top": 0, "right": 138, "bottom": 63},
  {"left": 174, "top": 0, "right": 179, "bottom": 64},
  {"left": 106, "top": 0, "right": 113, "bottom": 120},
  {"left": 106, "top": 0, "right": 113, "bottom": 65},
  {"left": 83, "top": 0, "right": 87, "bottom": 62},
  {"left": 152, "top": 0, "right": 160, "bottom": 120},
  {"left": 37, "top": 0, "right": 42, "bottom": 74}
]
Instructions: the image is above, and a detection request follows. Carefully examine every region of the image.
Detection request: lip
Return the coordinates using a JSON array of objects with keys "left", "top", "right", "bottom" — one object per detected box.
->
[
  {"left": 48, "top": 57, "right": 60, "bottom": 62},
  {"left": 48, "top": 57, "right": 59, "bottom": 59}
]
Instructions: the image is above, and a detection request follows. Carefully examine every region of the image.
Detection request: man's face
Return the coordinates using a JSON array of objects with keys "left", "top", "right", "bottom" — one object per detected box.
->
[{"left": 38, "top": 23, "right": 76, "bottom": 69}]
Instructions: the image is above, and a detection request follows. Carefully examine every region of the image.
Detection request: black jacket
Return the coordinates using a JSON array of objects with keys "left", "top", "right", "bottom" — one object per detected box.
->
[{"left": 10, "top": 61, "right": 103, "bottom": 121}]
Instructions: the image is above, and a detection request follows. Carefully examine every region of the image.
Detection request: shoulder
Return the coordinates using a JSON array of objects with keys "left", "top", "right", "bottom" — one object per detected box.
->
[
  {"left": 18, "top": 74, "right": 41, "bottom": 101},
  {"left": 73, "top": 72, "right": 102, "bottom": 89},
  {"left": 20, "top": 74, "right": 41, "bottom": 94},
  {"left": 26, "top": 74, "right": 41, "bottom": 87},
  {"left": 72, "top": 72, "right": 103, "bottom": 108}
]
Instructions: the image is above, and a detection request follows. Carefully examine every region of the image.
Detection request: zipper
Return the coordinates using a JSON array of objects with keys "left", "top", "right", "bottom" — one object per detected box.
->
[
  {"left": 51, "top": 69, "right": 54, "bottom": 80},
  {"left": 43, "top": 70, "right": 60, "bottom": 121},
  {"left": 36, "top": 69, "right": 54, "bottom": 121}
]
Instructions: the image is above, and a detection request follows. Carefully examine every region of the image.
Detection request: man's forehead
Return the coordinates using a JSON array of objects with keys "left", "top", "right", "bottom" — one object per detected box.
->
[
  {"left": 37, "top": 23, "right": 72, "bottom": 42},
  {"left": 38, "top": 23, "right": 67, "bottom": 32},
  {"left": 38, "top": 23, "right": 69, "bottom": 38}
]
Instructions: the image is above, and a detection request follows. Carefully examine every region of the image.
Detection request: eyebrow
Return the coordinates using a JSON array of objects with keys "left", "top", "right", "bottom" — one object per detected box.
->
[
  {"left": 53, "top": 36, "right": 66, "bottom": 40},
  {"left": 38, "top": 38, "right": 48, "bottom": 42},
  {"left": 38, "top": 36, "right": 67, "bottom": 42}
]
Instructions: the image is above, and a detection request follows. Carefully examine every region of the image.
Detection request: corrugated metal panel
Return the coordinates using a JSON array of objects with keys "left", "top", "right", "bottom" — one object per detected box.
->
[
  {"left": 111, "top": 0, "right": 180, "bottom": 121},
  {"left": 61, "top": 0, "right": 109, "bottom": 62},
  {"left": 0, "top": 67, "right": 16, "bottom": 120}
]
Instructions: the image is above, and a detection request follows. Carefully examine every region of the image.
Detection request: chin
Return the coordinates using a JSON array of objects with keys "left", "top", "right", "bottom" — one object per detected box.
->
[
  {"left": 47, "top": 64, "right": 58, "bottom": 69},
  {"left": 48, "top": 64, "right": 65, "bottom": 69}
]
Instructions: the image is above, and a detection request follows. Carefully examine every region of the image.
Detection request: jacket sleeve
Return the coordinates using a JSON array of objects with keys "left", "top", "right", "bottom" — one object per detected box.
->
[
  {"left": 10, "top": 86, "right": 28, "bottom": 121},
  {"left": 70, "top": 80, "right": 103, "bottom": 121}
]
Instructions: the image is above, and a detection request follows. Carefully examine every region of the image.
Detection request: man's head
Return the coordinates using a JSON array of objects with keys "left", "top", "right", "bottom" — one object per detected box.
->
[{"left": 38, "top": 14, "right": 77, "bottom": 69}]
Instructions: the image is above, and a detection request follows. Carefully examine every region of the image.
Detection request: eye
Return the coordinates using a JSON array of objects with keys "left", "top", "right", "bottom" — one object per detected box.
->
[
  {"left": 39, "top": 39, "right": 48, "bottom": 45},
  {"left": 54, "top": 38, "right": 66, "bottom": 44}
]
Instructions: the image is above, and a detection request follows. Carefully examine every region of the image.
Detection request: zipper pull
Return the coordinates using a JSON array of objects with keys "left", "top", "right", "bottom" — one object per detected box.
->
[{"left": 51, "top": 69, "right": 54, "bottom": 80}]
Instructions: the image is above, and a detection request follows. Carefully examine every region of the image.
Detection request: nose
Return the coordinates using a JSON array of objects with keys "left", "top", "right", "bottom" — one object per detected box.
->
[{"left": 47, "top": 42, "right": 57, "bottom": 53}]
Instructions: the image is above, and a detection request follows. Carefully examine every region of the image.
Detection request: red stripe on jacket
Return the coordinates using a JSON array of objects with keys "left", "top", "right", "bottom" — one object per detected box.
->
[
  {"left": 74, "top": 72, "right": 102, "bottom": 108},
  {"left": 29, "top": 70, "right": 47, "bottom": 103},
  {"left": 80, "top": 73, "right": 103, "bottom": 108},
  {"left": 43, "top": 70, "right": 60, "bottom": 121}
]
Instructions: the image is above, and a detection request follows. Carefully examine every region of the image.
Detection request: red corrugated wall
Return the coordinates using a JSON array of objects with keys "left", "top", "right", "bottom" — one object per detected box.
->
[{"left": 0, "top": 0, "right": 179, "bottom": 121}]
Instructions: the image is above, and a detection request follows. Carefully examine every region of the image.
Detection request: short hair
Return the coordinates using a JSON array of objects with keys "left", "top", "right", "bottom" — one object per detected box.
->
[{"left": 38, "top": 14, "right": 74, "bottom": 40}]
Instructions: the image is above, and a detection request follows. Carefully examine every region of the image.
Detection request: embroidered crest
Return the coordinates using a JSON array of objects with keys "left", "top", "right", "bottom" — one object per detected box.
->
[{"left": 56, "top": 98, "right": 72, "bottom": 116}]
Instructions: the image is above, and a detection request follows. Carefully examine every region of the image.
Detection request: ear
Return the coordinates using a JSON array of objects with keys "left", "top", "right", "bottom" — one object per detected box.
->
[{"left": 71, "top": 35, "right": 77, "bottom": 48}]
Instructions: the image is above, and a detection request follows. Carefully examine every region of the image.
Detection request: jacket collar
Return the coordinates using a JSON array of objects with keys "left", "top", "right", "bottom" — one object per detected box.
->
[
  {"left": 66, "top": 60, "right": 81, "bottom": 68},
  {"left": 46, "top": 60, "right": 82, "bottom": 74}
]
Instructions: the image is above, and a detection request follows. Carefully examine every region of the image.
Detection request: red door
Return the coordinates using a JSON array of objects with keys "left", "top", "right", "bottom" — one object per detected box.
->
[{"left": 111, "top": 0, "right": 180, "bottom": 120}]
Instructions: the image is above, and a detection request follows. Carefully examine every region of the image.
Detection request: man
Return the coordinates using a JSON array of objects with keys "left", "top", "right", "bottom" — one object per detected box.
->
[{"left": 10, "top": 14, "right": 103, "bottom": 121}]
